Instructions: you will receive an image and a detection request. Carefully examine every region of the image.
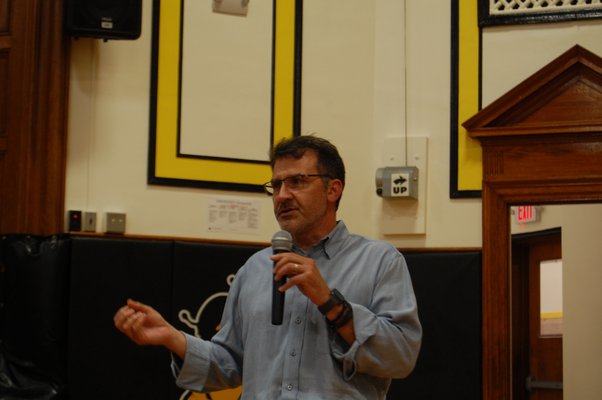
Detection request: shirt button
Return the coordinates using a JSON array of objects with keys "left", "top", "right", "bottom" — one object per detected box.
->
[
  {"left": 287, "top": 384, "right": 293, "bottom": 391},
  {"left": 290, "top": 350, "right": 296, "bottom": 357},
  {"left": 295, "top": 318, "right": 302, "bottom": 324}
]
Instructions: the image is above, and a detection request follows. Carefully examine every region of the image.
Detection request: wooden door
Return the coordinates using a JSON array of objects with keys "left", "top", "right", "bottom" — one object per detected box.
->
[{"left": 512, "top": 229, "right": 563, "bottom": 400}]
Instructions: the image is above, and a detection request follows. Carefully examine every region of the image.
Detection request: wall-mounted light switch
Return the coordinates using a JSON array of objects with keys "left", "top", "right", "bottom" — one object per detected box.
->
[{"left": 83, "top": 212, "right": 97, "bottom": 232}]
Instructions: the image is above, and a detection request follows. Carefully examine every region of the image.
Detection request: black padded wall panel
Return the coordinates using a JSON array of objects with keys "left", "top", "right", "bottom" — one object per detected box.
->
[
  {"left": 68, "top": 237, "right": 174, "bottom": 400},
  {"left": 388, "top": 251, "right": 482, "bottom": 400},
  {"left": 64, "top": 0, "right": 142, "bottom": 40},
  {"left": 0, "top": 235, "right": 71, "bottom": 398}
]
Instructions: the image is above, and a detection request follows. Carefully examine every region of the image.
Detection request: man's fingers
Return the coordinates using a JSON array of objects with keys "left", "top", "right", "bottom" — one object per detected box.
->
[
  {"left": 114, "top": 306, "right": 133, "bottom": 329},
  {"left": 128, "top": 313, "right": 146, "bottom": 340},
  {"left": 127, "top": 298, "right": 151, "bottom": 312},
  {"left": 114, "top": 305, "right": 147, "bottom": 338}
]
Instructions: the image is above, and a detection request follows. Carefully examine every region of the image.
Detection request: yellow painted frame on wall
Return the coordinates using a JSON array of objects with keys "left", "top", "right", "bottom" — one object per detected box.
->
[
  {"left": 148, "top": 0, "right": 301, "bottom": 192},
  {"left": 450, "top": 0, "right": 482, "bottom": 197}
]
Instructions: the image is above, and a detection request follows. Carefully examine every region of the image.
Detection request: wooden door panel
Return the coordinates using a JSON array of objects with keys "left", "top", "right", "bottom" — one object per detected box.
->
[
  {"left": 0, "top": 0, "right": 11, "bottom": 215},
  {"left": 513, "top": 230, "right": 562, "bottom": 400},
  {"left": 0, "top": 0, "right": 8, "bottom": 31}
]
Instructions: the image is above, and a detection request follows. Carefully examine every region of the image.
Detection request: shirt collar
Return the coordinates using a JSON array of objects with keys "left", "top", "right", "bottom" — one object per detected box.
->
[{"left": 294, "top": 220, "right": 348, "bottom": 259}]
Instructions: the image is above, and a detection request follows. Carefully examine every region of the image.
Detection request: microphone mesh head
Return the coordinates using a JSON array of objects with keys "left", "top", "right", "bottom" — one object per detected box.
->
[{"left": 271, "top": 230, "right": 293, "bottom": 252}]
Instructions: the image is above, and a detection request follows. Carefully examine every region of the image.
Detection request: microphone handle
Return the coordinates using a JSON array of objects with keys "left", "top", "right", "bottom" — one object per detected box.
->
[
  {"left": 271, "top": 248, "right": 288, "bottom": 325},
  {"left": 272, "top": 273, "right": 286, "bottom": 325}
]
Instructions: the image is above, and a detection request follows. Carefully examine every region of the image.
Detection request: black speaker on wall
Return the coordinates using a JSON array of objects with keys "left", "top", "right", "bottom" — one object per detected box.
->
[{"left": 65, "top": 0, "right": 142, "bottom": 40}]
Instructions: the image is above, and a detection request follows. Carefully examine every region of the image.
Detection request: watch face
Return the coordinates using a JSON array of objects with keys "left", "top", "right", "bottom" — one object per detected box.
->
[{"left": 331, "top": 289, "right": 344, "bottom": 303}]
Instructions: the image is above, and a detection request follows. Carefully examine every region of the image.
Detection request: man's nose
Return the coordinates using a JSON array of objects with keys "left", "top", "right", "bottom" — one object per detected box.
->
[{"left": 275, "top": 182, "right": 293, "bottom": 199}]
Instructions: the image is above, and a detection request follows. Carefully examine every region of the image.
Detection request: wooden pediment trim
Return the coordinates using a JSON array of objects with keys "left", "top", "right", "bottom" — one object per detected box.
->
[{"left": 464, "top": 45, "right": 602, "bottom": 138}]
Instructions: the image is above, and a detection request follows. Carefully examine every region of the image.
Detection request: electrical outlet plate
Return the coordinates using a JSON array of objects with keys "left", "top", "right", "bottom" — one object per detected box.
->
[{"left": 105, "top": 212, "right": 126, "bottom": 234}]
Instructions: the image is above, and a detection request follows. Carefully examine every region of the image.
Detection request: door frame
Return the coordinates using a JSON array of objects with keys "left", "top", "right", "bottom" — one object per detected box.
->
[{"left": 464, "top": 46, "right": 602, "bottom": 399}]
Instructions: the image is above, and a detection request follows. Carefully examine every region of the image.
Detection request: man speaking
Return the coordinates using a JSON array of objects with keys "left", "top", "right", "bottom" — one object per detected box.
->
[{"left": 114, "top": 135, "right": 422, "bottom": 399}]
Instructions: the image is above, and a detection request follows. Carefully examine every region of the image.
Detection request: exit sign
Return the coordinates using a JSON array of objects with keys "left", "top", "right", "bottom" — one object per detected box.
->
[{"left": 513, "top": 205, "right": 540, "bottom": 224}]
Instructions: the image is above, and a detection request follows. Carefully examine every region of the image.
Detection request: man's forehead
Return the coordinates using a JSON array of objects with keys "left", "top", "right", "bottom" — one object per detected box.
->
[{"left": 273, "top": 152, "right": 317, "bottom": 170}]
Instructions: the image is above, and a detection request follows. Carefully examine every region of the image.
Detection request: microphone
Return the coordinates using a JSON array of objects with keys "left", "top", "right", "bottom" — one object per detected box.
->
[{"left": 271, "top": 230, "right": 292, "bottom": 325}]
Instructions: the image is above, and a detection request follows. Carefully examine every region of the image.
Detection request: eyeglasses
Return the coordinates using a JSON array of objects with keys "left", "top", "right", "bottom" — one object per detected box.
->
[{"left": 263, "top": 174, "right": 332, "bottom": 196}]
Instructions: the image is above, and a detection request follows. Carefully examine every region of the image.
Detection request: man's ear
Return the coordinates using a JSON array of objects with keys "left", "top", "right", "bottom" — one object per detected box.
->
[{"left": 327, "top": 179, "right": 344, "bottom": 203}]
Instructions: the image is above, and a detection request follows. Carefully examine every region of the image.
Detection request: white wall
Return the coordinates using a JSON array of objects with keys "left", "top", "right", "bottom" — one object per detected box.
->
[
  {"left": 65, "top": 1, "right": 602, "bottom": 247},
  {"left": 563, "top": 204, "right": 602, "bottom": 400},
  {"left": 482, "top": 19, "right": 602, "bottom": 105},
  {"left": 66, "top": 0, "right": 484, "bottom": 247}
]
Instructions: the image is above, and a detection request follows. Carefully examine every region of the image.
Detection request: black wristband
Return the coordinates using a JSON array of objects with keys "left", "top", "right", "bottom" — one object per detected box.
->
[
  {"left": 327, "top": 300, "right": 353, "bottom": 329},
  {"left": 329, "top": 301, "right": 347, "bottom": 323}
]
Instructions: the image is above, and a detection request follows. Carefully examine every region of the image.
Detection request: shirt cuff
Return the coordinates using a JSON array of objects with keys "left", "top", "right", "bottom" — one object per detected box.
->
[
  {"left": 330, "top": 304, "right": 375, "bottom": 380},
  {"left": 171, "top": 332, "right": 212, "bottom": 392}
]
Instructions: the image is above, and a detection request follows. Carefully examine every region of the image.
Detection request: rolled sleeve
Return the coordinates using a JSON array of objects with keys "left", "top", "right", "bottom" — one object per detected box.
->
[
  {"left": 171, "top": 333, "right": 212, "bottom": 391},
  {"left": 328, "top": 253, "right": 422, "bottom": 381}
]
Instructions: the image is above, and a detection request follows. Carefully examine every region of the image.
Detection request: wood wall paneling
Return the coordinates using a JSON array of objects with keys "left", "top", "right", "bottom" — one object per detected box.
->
[
  {"left": 0, "top": 0, "right": 9, "bottom": 32},
  {"left": 0, "top": 0, "right": 70, "bottom": 235}
]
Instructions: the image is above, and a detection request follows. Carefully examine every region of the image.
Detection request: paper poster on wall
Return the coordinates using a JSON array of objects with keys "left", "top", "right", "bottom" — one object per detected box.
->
[{"left": 206, "top": 196, "right": 261, "bottom": 235}]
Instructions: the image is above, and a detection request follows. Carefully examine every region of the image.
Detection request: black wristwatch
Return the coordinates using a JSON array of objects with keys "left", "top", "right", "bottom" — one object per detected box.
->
[{"left": 318, "top": 289, "right": 345, "bottom": 315}]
